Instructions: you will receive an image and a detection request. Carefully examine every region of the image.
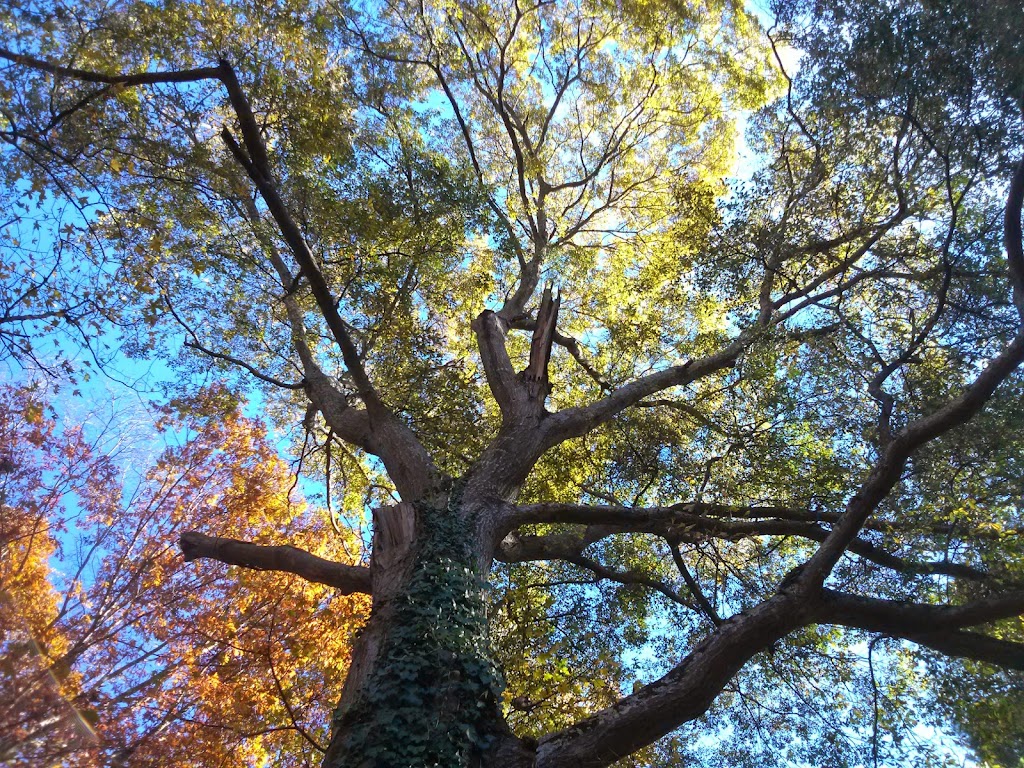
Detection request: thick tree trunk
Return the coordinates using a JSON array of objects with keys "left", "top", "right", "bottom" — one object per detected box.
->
[
  {"left": 322, "top": 294, "right": 564, "bottom": 767},
  {"left": 322, "top": 494, "right": 533, "bottom": 768}
]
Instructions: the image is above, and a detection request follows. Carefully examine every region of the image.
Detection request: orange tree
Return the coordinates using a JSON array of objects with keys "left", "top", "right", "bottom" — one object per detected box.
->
[
  {"left": 2, "top": 0, "right": 1024, "bottom": 764},
  {"left": 0, "top": 385, "right": 367, "bottom": 766}
]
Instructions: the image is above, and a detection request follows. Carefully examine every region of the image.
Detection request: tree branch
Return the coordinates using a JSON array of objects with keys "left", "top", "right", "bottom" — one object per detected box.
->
[
  {"left": 564, "top": 553, "right": 694, "bottom": 609},
  {"left": 669, "top": 543, "right": 722, "bottom": 626},
  {"left": 0, "top": 48, "right": 442, "bottom": 499},
  {"left": 182, "top": 339, "right": 306, "bottom": 390},
  {"left": 498, "top": 527, "right": 693, "bottom": 610},
  {"left": 534, "top": 568, "right": 1024, "bottom": 767},
  {"left": 539, "top": 317, "right": 778, "bottom": 449},
  {"left": 216, "top": 118, "right": 374, "bottom": 402},
  {"left": 1006, "top": 156, "right": 1024, "bottom": 319},
  {"left": 230, "top": 192, "right": 379, "bottom": 459},
  {"left": 218, "top": 108, "right": 451, "bottom": 496},
  {"left": 534, "top": 592, "right": 808, "bottom": 767},
  {"left": 493, "top": 532, "right": 696, "bottom": 610},
  {"left": 898, "top": 629, "right": 1024, "bottom": 670},
  {"left": 472, "top": 310, "right": 522, "bottom": 418},
  {"left": 179, "top": 532, "right": 371, "bottom": 594},
  {"left": 795, "top": 159, "right": 1024, "bottom": 590},
  {"left": 817, "top": 587, "right": 1024, "bottom": 632},
  {"left": 510, "top": 499, "right": 1013, "bottom": 540},
  {"left": 796, "top": 329, "right": 1024, "bottom": 589},
  {"left": 0, "top": 47, "right": 222, "bottom": 85},
  {"left": 508, "top": 314, "right": 610, "bottom": 391},
  {"left": 816, "top": 588, "right": 1024, "bottom": 670},
  {"left": 162, "top": 288, "right": 306, "bottom": 390},
  {"left": 523, "top": 283, "right": 560, "bottom": 400},
  {"left": 504, "top": 502, "right": 994, "bottom": 583}
]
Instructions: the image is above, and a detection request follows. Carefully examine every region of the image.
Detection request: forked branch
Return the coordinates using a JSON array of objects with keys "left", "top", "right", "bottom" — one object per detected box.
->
[
  {"left": 473, "top": 283, "right": 562, "bottom": 423},
  {"left": 534, "top": 160, "right": 1024, "bottom": 768},
  {"left": 795, "top": 164, "right": 1024, "bottom": 590}
]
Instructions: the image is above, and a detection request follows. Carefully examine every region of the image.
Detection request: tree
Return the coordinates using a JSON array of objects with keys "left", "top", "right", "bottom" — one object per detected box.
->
[
  {"left": 1, "top": 386, "right": 102, "bottom": 766},
  {"left": 0, "top": 385, "right": 367, "bottom": 766},
  {"left": 1, "top": 0, "right": 1023, "bottom": 765}
]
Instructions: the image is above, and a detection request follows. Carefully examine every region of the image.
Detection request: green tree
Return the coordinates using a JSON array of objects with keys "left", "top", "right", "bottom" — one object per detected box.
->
[{"left": 2, "top": 0, "right": 1024, "bottom": 765}]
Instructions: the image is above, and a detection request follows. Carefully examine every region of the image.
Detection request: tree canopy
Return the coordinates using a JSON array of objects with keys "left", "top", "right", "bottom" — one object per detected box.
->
[{"left": 1, "top": 0, "right": 1024, "bottom": 765}]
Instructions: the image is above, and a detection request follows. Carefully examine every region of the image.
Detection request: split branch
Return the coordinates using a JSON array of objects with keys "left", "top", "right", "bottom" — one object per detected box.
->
[
  {"left": 473, "top": 283, "right": 562, "bottom": 423},
  {"left": 523, "top": 284, "right": 561, "bottom": 399},
  {"left": 508, "top": 314, "right": 610, "bottom": 391}
]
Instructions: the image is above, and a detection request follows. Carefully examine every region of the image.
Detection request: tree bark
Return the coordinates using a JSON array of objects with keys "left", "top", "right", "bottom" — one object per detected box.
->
[{"left": 322, "top": 494, "right": 527, "bottom": 768}]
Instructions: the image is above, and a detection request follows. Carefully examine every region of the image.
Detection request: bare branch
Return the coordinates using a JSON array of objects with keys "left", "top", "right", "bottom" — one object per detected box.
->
[
  {"left": 541, "top": 360, "right": 695, "bottom": 444},
  {"left": 182, "top": 339, "right": 306, "bottom": 390},
  {"left": 564, "top": 553, "right": 694, "bottom": 609},
  {"left": 505, "top": 502, "right": 995, "bottom": 583},
  {"left": 0, "top": 308, "right": 68, "bottom": 324},
  {"left": 669, "top": 543, "right": 722, "bottom": 626},
  {"left": 0, "top": 46, "right": 222, "bottom": 86},
  {"left": 179, "top": 532, "right": 371, "bottom": 595},
  {"left": 508, "top": 501, "right": 805, "bottom": 530},
  {"left": 497, "top": 529, "right": 696, "bottom": 609},
  {"left": 162, "top": 289, "right": 306, "bottom": 390},
  {"left": 539, "top": 309, "right": 781, "bottom": 448}
]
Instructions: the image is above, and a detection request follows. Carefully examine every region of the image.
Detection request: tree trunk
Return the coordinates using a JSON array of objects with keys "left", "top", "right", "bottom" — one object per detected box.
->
[{"left": 322, "top": 493, "right": 532, "bottom": 768}]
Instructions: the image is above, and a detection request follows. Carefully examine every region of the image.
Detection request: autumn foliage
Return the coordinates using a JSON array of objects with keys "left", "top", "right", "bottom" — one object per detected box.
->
[{"left": 0, "top": 385, "right": 368, "bottom": 766}]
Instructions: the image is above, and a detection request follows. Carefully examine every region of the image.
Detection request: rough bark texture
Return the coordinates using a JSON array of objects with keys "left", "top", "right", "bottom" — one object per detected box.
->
[
  {"left": 329, "top": 502, "right": 418, "bottom": 725},
  {"left": 323, "top": 493, "right": 509, "bottom": 768}
]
